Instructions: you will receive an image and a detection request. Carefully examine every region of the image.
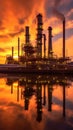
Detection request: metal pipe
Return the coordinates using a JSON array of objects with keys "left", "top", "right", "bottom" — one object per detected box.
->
[
  {"left": 63, "top": 19, "right": 65, "bottom": 58},
  {"left": 18, "top": 37, "right": 20, "bottom": 58},
  {"left": 25, "top": 26, "right": 30, "bottom": 44},
  {"left": 43, "top": 34, "right": 46, "bottom": 58},
  {"left": 12, "top": 46, "right": 14, "bottom": 58},
  {"left": 48, "top": 26, "right": 53, "bottom": 58}
]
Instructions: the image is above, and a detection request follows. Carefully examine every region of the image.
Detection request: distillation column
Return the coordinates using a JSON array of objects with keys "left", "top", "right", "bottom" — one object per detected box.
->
[
  {"left": 36, "top": 14, "right": 43, "bottom": 58},
  {"left": 24, "top": 26, "right": 30, "bottom": 57},
  {"left": 25, "top": 26, "right": 30, "bottom": 45},
  {"left": 48, "top": 26, "right": 53, "bottom": 58}
]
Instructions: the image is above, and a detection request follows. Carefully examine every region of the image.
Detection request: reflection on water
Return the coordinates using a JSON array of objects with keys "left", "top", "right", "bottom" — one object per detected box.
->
[{"left": 0, "top": 74, "right": 73, "bottom": 130}]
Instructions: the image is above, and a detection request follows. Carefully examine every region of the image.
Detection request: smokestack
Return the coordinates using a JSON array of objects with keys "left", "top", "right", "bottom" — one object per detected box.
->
[
  {"left": 36, "top": 13, "right": 43, "bottom": 58},
  {"left": 25, "top": 26, "right": 30, "bottom": 44},
  {"left": 18, "top": 37, "right": 20, "bottom": 58},
  {"left": 48, "top": 26, "right": 53, "bottom": 58},
  {"left": 63, "top": 19, "right": 65, "bottom": 58},
  {"left": 53, "top": 0, "right": 65, "bottom": 58},
  {"left": 43, "top": 34, "right": 46, "bottom": 58},
  {"left": 12, "top": 46, "right": 14, "bottom": 58}
]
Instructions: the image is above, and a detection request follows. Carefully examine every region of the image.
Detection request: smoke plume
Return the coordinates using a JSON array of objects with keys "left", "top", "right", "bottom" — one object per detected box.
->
[{"left": 53, "top": 0, "right": 65, "bottom": 20}]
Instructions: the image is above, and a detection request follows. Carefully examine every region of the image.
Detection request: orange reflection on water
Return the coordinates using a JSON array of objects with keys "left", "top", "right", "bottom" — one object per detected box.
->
[{"left": 0, "top": 75, "right": 73, "bottom": 130}]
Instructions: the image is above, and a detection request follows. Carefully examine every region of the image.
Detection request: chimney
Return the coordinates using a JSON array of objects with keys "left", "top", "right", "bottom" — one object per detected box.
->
[
  {"left": 36, "top": 14, "right": 43, "bottom": 58},
  {"left": 12, "top": 46, "right": 14, "bottom": 58},
  {"left": 25, "top": 26, "right": 30, "bottom": 44},
  {"left": 43, "top": 34, "right": 46, "bottom": 58},
  {"left": 63, "top": 19, "right": 65, "bottom": 58},
  {"left": 18, "top": 37, "right": 20, "bottom": 58},
  {"left": 48, "top": 26, "right": 53, "bottom": 58}
]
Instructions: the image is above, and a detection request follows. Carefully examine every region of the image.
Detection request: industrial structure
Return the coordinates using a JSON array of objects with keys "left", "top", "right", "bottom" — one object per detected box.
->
[
  {"left": 5, "top": 74, "right": 72, "bottom": 121},
  {"left": 4, "top": 13, "right": 73, "bottom": 74}
]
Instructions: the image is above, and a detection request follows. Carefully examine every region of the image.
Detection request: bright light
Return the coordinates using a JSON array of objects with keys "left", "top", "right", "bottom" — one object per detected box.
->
[{"left": 13, "top": 55, "right": 18, "bottom": 59}]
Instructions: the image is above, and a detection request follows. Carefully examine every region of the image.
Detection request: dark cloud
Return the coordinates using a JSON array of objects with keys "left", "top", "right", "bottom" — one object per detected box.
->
[
  {"left": 0, "top": 1, "right": 7, "bottom": 18},
  {"left": 54, "top": 0, "right": 61, "bottom": 6},
  {"left": 55, "top": 0, "right": 73, "bottom": 18},
  {"left": 18, "top": 18, "right": 26, "bottom": 25},
  {"left": 0, "top": 48, "right": 6, "bottom": 52},
  {"left": 0, "top": 100, "right": 7, "bottom": 106},
  {"left": 0, "top": 27, "right": 5, "bottom": 30},
  {"left": 0, "top": 0, "right": 43, "bottom": 39},
  {"left": 10, "top": 0, "right": 42, "bottom": 18},
  {"left": 53, "top": 96, "right": 73, "bottom": 110},
  {"left": 0, "top": 20, "right": 3, "bottom": 27},
  {"left": 44, "top": 118, "right": 73, "bottom": 130},
  {"left": 66, "top": 28, "right": 73, "bottom": 39},
  {"left": 53, "top": 28, "right": 73, "bottom": 42},
  {"left": 0, "top": 101, "right": 35, "bottom": 130},
  {"left": 45, "top": 0, "right": 73, "bottom": 21},
  {"left": 63, "top": 0, "right": 73, "bottom": 15},
  {"left": 9, "top": 28, "right": 24, "bottom": 37},
  {"left": 68, "top": 13, "right": 73, "bottom": 21},
  {"left": 44, "top": 0, "right": 53, "bottom": 18},
  {"left": 0, "top": 35, "right": 8, "bottom": 38},
  {"left": 7, "top": 102, "right": 23, "bottom": 110}
]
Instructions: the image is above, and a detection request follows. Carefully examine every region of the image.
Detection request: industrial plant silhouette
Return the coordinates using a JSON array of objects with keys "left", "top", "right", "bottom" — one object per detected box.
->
[
  {"left": 5, "top": 74, "right": 72, "bottom": 122},
  {"left": 0, "top": 13, "right": 73, "bottom": 74}
]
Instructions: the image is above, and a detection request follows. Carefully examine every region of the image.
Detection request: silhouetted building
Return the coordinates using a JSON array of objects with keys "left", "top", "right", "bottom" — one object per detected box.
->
[{"left": 36, "top": 14, "right": 43, "bottom": 58}]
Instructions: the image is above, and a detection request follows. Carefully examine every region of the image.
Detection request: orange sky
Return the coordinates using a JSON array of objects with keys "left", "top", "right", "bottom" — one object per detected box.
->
[{"left": 0, "top": 0, "right": 73, "bottom": 63}]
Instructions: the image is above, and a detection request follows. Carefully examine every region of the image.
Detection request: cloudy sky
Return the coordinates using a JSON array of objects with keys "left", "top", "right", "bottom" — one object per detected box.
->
[{"left": 0, "top": 0, "right": 73, "bottom": 63}]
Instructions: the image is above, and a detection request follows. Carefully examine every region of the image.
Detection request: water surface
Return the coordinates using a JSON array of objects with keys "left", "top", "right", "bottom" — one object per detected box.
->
[{"left": 0, "top": 74, "right": 73, "bottom": 130}]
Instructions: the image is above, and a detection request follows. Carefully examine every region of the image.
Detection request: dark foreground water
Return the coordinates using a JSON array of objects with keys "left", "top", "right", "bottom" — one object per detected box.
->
[{"left": 0, "top": 74, "right": 73, "bottom": 130}]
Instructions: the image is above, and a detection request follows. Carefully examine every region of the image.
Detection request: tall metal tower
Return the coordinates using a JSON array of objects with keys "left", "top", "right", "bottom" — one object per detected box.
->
[
  {"left": 36, "top": 14, "right": 43, "bottom": 58},
  {"left": 25, "top": 26, "right": 30, "bottom": 45},
  {"left": 48, "top": 26, "right": 53, "bottom": 58},
  {"left": 63, "top": 19, "right": 65, "bottom": 58}
]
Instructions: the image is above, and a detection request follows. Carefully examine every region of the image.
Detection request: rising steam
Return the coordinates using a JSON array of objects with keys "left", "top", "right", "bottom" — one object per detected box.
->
[{"left": 53, "top": 0, "right": 65, "bottom": 20}]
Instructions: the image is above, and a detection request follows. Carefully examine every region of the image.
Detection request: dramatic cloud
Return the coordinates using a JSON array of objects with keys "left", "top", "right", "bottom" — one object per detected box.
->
[
  {"left": 0, "top": 48, "right": 5, "bottom": 52},
  {"left": 8, "top": 28, "right": 24, "bottom": 37},
  {"left": 0, "top": 0, "right": 72, "bottom": 63}
]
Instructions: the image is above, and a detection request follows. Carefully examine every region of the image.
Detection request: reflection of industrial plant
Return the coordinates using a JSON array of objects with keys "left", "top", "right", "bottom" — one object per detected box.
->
[
  {"left": 5, "top": 74, "right": 72, "bottom": 122},
  {"left": 4, "top": 14, "right": 73, "bottom": 74}
]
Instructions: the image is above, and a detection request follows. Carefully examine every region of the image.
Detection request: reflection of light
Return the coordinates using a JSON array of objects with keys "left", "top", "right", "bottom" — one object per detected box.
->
[
  {"left": 36, "top": 81, "right": 37, "bottom": 83},
  {"left": 56, "top": 80, "right": 59, "bottom": 83},
  {"left": 38, "top": 67, "right": 41, "bottom": 70},
  {"left": 3, "top": 106, "right": 8, "bottom": 110},
  {"left": 28, "top": 80, "right": 31, "bottom": 82},
  {"left": 53, "top": 77, "right": 55, "bottom": 80},
  {"left": 53, "top": 65, "right": 55, "bottom": 67},
  {"left": 48, "top": 81, "right": 50, "bottom": 83},
  {"left": 13, "top": 82, "right": 18, "bottom": 87},
  {"left": 13, "top": 55, "right": 18, "bottom": 59}
]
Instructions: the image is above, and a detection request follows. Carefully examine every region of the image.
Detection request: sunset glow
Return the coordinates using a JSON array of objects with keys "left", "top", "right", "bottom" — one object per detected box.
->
[{"left": 0, "top": 0, "right": 73, "bottom": 63}]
